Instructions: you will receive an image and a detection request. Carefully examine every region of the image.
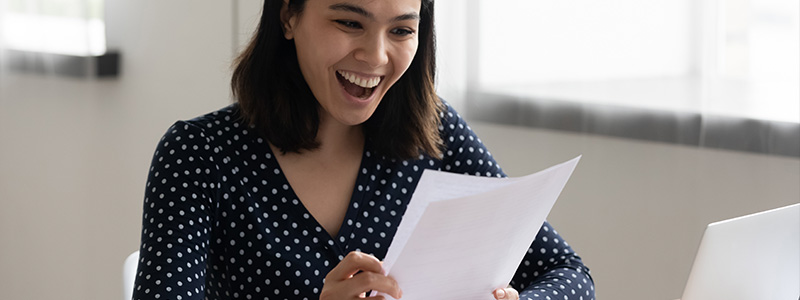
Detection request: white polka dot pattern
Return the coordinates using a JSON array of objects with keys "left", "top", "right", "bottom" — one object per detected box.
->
[{"left": 132, "top": 102, "right": 594, "bottom": 300}]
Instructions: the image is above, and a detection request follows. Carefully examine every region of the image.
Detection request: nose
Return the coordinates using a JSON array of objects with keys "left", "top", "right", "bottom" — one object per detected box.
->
[{"left": 354, "top": 33, "right": 389, "bottom": 68}]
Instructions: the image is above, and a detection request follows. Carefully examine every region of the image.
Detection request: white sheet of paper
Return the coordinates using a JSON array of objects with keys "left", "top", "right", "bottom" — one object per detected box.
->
[{"left": 376, "top": 156, "right": 581, "bottom": 300}]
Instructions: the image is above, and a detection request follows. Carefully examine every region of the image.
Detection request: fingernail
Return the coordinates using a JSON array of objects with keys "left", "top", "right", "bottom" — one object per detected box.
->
[{"left": 496, "top": 289, "right": 506, "bottom": 299}]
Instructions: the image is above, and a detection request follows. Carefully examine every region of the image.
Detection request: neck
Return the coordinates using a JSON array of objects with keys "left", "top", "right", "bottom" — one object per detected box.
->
[
  {"left": 271, "top": 110, "right": 365, "bottom": 163},
  {"left": 315, "top": 113, "right": 364, "bottom": 156}
]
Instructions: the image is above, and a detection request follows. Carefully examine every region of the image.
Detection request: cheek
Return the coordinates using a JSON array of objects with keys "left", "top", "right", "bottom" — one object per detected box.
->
[
  {"left": 296, "top": 28, "right": 347, "bottom": 76},
  {"left": 394, "top": 42, "right": 420, "bottom": 78},
  {"left": 309, "top": 36, "right": 348, "bottom": 66}
]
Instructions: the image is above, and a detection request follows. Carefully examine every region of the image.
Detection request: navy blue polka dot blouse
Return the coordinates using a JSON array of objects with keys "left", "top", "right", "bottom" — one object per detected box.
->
[{"left": 133, "top": 102, "right": 594, "bottom": 300}]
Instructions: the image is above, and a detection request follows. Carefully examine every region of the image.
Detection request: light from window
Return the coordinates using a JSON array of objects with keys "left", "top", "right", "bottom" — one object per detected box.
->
[
  {"left": 470, "top": 0, "right": 799, "bottom": 123},
  {"left": 1, "top": 0, "right": 106, "bottom": 56}
]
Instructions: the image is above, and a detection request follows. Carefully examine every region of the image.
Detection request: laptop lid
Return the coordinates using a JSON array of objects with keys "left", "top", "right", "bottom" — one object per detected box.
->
[{"left": 681, "top": 203, "right": 799, "bottom": 300}]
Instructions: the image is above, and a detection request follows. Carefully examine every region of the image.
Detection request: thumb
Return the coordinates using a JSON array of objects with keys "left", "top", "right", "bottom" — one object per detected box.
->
[
  {"left": 494, "top": 287, "right": 519, "bottom": 300},
  {"left": 494, "top": 288, "right": 506, "bottom": 299}
]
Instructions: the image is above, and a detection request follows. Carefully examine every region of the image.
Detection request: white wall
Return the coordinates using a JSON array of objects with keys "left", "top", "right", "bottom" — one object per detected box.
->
[
  {"left": 0, "top": 1, "right": 234, "bottom": 299},
  {"left": 0, "top": 1, "right": 797, "bottom": 300}
]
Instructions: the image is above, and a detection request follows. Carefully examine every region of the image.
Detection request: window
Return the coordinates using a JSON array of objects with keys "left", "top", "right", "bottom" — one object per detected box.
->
[
  {"left": 466, "top": 0, "right": 798, "bottom": 123},
  {"left": 1, "top": 0, "right": 106, "bottom": 56},
  {"left": 436, "top": 0, "right": 799, "bottom": 156}
]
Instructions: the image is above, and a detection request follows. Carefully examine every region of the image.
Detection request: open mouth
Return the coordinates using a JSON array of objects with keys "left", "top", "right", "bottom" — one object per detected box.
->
[{"left": 336, "top": 70, "right": 382, "bottom": 100}]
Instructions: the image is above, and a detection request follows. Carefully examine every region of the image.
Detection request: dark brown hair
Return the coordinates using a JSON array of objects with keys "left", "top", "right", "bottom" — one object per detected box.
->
[{"left": 231, "top": 0, "right": 442, "bottom": 159}]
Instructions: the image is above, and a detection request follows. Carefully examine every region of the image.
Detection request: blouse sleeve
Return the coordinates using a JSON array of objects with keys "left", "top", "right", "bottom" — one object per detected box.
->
[
  {"left": 132, "top": 121, "right": 218, "bottom": 300},
  {"left": 439, "top": 102, "right": 595, "bottom": 300}
]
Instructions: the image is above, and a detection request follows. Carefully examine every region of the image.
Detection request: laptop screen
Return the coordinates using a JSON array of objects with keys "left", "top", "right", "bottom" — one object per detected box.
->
[{"left": 681, "top": 203, "right": 799, "bottom": 300}]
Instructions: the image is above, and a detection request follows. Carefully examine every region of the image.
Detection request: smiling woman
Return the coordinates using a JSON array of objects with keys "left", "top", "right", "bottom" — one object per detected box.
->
[
  {"left": 282, "top": 0, "right": 420, "bottom": 128},
  {"left": 132, "top": 1, "right": 594, "bottom": 300},
  {"left": 232, "top": 0, "right": 440, "bottom": 159}
]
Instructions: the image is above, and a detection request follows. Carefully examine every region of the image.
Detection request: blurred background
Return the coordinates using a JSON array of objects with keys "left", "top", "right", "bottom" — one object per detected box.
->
[{"left": 0, "top": 0, "right": 797, "bottom": 299}]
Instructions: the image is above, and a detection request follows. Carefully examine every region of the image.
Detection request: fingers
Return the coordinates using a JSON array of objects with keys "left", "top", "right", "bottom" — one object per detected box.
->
[
  {"left": 321, "top": 251, "right": 402, "bottom": 299},
  {"left": 322, "top": 274, "right": 401, "bottom": 299},
  {"left": 347, "top": 271, "right": 402, "bottom": 299},
  {"left": 493, "top": 287, "right": 520, "bottom": 300},
  {"left": 326, "top": 251, "right": 384, "bottom": 280}
]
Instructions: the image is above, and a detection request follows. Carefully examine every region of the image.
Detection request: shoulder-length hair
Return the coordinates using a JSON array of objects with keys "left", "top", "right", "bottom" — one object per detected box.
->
[{"left": 231, "top": 0, "right": 442, "bottom": 160}]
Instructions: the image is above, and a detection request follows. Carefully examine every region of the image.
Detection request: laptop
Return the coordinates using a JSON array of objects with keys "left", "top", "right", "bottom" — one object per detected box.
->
[{"left": 680, "top": 203, "right": 799, "bottom": 300}]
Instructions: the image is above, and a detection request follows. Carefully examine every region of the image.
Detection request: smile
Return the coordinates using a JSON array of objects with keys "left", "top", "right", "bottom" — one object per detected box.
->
[{"left": 336, "top": 70, "right": 383, "bottom": 99}]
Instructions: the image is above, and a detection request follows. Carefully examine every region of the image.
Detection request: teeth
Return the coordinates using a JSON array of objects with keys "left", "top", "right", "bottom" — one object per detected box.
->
[{"left": 338, "top": 70, "right": 381, "bottom": 88}]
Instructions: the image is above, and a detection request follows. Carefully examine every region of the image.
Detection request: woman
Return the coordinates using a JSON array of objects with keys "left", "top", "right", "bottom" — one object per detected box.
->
[{"left": 133, "top": 0, "right": 594, "bottom": 299}]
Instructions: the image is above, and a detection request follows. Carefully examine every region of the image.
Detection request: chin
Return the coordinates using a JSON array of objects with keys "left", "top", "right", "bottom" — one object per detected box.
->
[{"left": 337, "top": 107, "right": 379, "bottom": 126}]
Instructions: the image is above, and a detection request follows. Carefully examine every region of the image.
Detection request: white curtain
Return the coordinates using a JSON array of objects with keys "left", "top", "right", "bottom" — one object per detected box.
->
[{"left": 435, "top": 0, "right": 799, "bottom": 157}]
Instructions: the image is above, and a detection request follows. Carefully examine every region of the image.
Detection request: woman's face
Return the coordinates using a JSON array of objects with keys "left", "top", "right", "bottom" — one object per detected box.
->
[{"left": 283, "top": 0, "right": 421, "bottom": 127}]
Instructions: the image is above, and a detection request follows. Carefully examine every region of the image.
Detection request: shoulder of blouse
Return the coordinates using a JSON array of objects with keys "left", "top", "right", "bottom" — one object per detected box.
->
[
  {"left": 435, "top": 99, "right": 506, "bottom": 177},
  {"left": 180, "top": 104, "right": 241, "bottom": 131},
  {"left": 148, "top": 104, "right": 243, "bottom": 194}
]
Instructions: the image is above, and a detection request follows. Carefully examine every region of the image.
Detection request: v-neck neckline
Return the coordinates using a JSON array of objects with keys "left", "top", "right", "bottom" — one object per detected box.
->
[{"left": 265, "top": 144, "right": 371, "bottom": 254}]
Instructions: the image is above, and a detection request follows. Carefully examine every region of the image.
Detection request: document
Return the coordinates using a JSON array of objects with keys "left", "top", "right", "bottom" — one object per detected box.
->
[{"left": 376, "top": 156, "right": 581, "bottom": 300}]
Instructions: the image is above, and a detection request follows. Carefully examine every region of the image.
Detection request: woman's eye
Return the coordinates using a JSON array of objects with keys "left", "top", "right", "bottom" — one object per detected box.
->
[
  {"left": 335, "top": 20, "right": 362, "bottom": 29},
  {"left": 391, "top": 28, "right": 415, "bottom": 37}
]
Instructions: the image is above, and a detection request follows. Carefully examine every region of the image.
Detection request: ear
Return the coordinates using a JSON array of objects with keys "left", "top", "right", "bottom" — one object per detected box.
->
[{"left": 280, "top": 0, "right": 296, "bottom": 40}]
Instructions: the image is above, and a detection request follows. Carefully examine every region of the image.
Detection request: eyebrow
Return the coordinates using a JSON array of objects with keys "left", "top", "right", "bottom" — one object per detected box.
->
[{"left": 329, "top": 3, "right": 420, "bottom": 22}]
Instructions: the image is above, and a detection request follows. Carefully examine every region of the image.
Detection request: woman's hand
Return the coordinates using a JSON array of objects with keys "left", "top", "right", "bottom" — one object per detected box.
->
[
  {"left": 493, "top": 287, "right": 520, "bottom": 300},
  {"left": 320, "top": 251, "right": 402, "bottom": 299}
]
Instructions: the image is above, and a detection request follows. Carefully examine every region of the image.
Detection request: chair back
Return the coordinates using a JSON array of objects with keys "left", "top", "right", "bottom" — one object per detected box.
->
[{"left": 123, "top": 251, "right": 139, "bottom": 300}]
